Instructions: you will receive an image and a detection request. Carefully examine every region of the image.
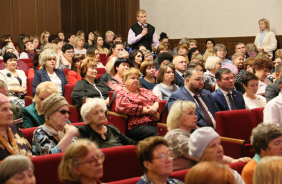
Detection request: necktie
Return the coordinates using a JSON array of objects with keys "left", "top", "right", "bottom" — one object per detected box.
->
[
  {"left": 194, "top": 95, "right": 213, "bottom": 128},
  {"left": 182, "top": 74, "right": 184, "bottom": 78},
  {"left": 227, "top": 93, "right": 236, "bottom": 110}
]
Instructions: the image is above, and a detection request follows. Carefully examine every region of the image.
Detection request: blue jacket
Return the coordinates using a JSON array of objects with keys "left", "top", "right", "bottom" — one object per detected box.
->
[
  {"left": 212, "top": 89, "right": 246, "bottom": 111},
  {"left": 168, "top": 86, "right": 220, "bottom": 127},
  {"left": 33, "top": 69, "right": 68, "bottom": 96},
  {"left": 175, "top": 72, "right": 184, "bottom": 88}
]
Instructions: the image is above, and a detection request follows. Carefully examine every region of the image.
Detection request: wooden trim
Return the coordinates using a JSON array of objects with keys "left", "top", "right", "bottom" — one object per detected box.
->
[
  {"left": 107, "top": 111, "right": 128, "bottom": 119},
  {"left": 24, "top": 96, "right": 33, "bottom": 100},
  {"left": 220, "top": 136, "right": 245, "bottom": 145},
  {"left": 157, "top": 123, "right": 167, "bottom": 128},
  {"left": 69, "top": 105, "right": 76, "bottom": 108}
]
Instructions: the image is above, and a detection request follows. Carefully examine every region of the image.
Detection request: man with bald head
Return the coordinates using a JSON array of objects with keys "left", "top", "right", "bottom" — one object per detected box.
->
[{"left": 173, "top": 56, "right": 187, "bottom": 87}]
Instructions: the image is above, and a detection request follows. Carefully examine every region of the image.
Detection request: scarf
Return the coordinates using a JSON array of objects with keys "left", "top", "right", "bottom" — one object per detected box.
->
[{"left": 0, "top": 127, "right": 20, "bottom": 155}]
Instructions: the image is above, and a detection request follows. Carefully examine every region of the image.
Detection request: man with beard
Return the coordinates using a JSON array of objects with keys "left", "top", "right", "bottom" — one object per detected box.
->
[{"left": 168, "top": 68, "right": 220, "bottom": 128}]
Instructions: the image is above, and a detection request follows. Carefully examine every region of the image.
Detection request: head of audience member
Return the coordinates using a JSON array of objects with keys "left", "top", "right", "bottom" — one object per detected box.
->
[
  {"left": 105, "top": 30, "right": 115, "bottom": 43},
  {"left": 117, "top": 50, "right": 129, "bottom": 59},
  {"left": 242, "top": 72, "right": 259, "bottom": 97},
  {"left": 1, "top": 45, "right": 19, "bottom": 58},
  {"left": 113, "top": 57, "right": 131, "bottom": 78},
  {"left": 178, "top": 37, "right": 189, "bottom": 45},
  {"left": 138, "top": 44, "right": 147, "bottom": 52},
  {"left": 40, "top": 31, "right": 50, "bottom": 45},
  {"left": 187, "top": 40, "right": 197, "bottom": 51},
  {"left": 234, "top": 42, "right": 246, "bottom": 55},
  {"left": 188, "top": 48, "right": 200, "bottom": 61},
  {"left": 93, "top": 31, "right": 101, "bottom": 37},
  {"left": 1, "top": 35, "right": 13, "bottom": 48},
  {"left": 213, "top": 44, "right": 227, "bottom": 61},
  {"left": 76, "top": 30, "right": 85, "bottom": 38},
  {"left": 108, "top": 42, "right": 124, "bottom": 57},
  {"left": 32, "top": 51, "right": 41, "bottom": 69},
  {"left": 71, "top": 54, "right": 85, "bottom": 72},
  {"left": 30, "top": 35, "right": 40, "bottom": 50},
  {"left": 256, "top": 51, "right": 271, "bottom": 60},
  {"left": 0, "top": 155, "right": 36, "bottom": 184},
  {"left": 184, "top": 68, "right": 204, "bottom": 95},
  {"left": 156, "top": 63, "right": 176, "bottom": 85},
  {"left": 173, "top": 56, "right": 187, "bottom": 74},
  {"left": 57, "top": 31, "right": 65, "bottom": 41},
  {"left": 243, "top": 57, "right": 256, "bottom": 73},
  {"left": 86, "top": 31, "right": 95, "bottom": 44},
  {"left": 66, "top": 33, "right": 76, "bottom": 45},
  {"left": 3, "top": 52, "right": 18, "bottom": 72},
  {"left": 74, "top": 36, "right": 85, "bottom": 49},
  {"left": 205, "top": 38, "right": 215, "bottom": 49},
  {"left": 62, "top": 43, "right": 75, "bottom": 62},
  {"left": 274, "top": 57, "right": 282, "bottom": 69},
  {"left": 39, "top": 49, "right": 57, "bottom": 70},
  {"left": 274, "top": 63, "right": 282, "bottom": 80},
  {"left": 122, "top": 68, "right": 141, "bottom": 93},
  {"left": 215, "top": 68, "right": 235, "bottom": 93},
  {"left": 258, "top": 18, "right": 270, "bottom": 32},
  {"left": 137, "top": 136, "right": 174, "bottom": 182},
  {"left": 17, "top": 33, "right": 29, "bottom": 51},
  {"left": 0, "top": 80, "right": 8, "bottom": 96},
  {"left": 140, "top": 60, "right": 156, "bottom": 78},
  {"left": 246, "top": 43, "right": 258, "bottom": 58},
  {"left": 1, "top": 41, "right": 14, "bottom": 51},
  {"left": 253, "top": 156, "right": 282, "bottom": 184},
  {"left": 158, "top": 52, "right": 173, "bottom": 68},
  {"left": 136, "top": 9, "right": 147, "bottom": 25},
  {"left": 143, "top": 50, "right": 153, "bottom": 61},
  {"left": 232, "top": 53, "right": 245, "bottom": 70},
  {"left": 86, "top": 47, "right": 99, "bottom": 60},
  {"left": 34, "top": 81, "right": 59, "bottom": 114},
  {"left": 159, "top": 32, "right": 169, "bottom": 46},
  {"left": 205, "top": 56, "right": 222, "bottom": 75},
  {"left": 156, "top": 43, "right": 168, "bottom": 55},
  {"left": 52, "top": 38, "right": 64, "bottom": 50},
  {"left": 80, "top": 57, "right": 99, "bottom": 82},
  {"left": 189, "top": 127, "right": 223, "bottom": 162},
  {"left": 167, "top": 100, "right": 197, "bottom": 133},
  {"left": 184, "top": 161, "right": 236, "bottom": 184},
  {"left": 59, "top": 140, "right": 104, "bottom": 184},
  {"left": 251, "top": 123, "right": 282, "bottom": 158},
  {"left": 113, "top": 34, "right": 122, "bottom": 44},
  {"left": 105, "top": 57, "right": 117, "bottom": 77},
  {"left": 177, "top": 44, "right": 189, "bottom": 57},
  {"left": 203, "top": 47, "right": 215, "bottom": 62},
  {"left": 129, "top": 49, "right": 144, "bottom": 69},
  {"left": 188, "top": 62, "right": 204, "bottom": 73},
  {"left": 24, "top": 41, "right": 35, "bottom": 53},
  {"left": 191, "top": 54, "right": 204, "bottom": 65},
  {"left": 275, "top": 49, "right": 282, "bottom": 59},
  {"left": 47, "top": 34, "right": 59, "bottom": 44},
  {"left": 94, "top": 35, "right": 104, "bottom": 48},
  {"left": 253, "top": 58, "right": 273, "bottom": 81},
  {"left": 221, "top": 63, "right": 238, "bottom": 76}
]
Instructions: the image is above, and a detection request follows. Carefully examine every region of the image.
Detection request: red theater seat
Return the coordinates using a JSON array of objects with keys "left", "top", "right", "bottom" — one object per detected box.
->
[
  {"left": 24, "top": 96, "right": 33, "bottom": 107},
  {"left": 64, "top": 83, "right": 75, "bottom": 105},
  {"left": 63, "top": 69, "right": 70, "bottom": 77},
  {"left": 21, "top": 127, "right": 37, "bottom": 145},
  {"left": 159, "top": 100, "right": 168, "bottom": 124},
  {"left": 250, "top": 107, "right": 264, "bottom": 127},
  {"left": 26, "top": 77, "right": 33, "bottom": 96},
  {"left": 97, "top": 67, "right": 106, "bottom": 74}
]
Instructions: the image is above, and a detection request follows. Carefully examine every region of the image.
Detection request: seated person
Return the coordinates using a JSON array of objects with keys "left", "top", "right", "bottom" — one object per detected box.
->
[
  {"left": 139, "top": 60, "right": 157, "bottom": 89},
  {"left": 153, "top": 63, "right": 179, "bottom": 100},
  {"left": 74, "top": 36, "right": 87, "bottom": 55},
  {"left": 79, "top": 98, "right": 135, "bottom": 148},
  {"left": 115, "top": 68, "right": 160, "bottom": 142},
  {"left": 99, "top": 57, "right": 117, "bottom": 83},
  {"left": 27, "top": 51, "right": 41, "bottom": 78},
  {"left": 71, "top": 57, "right": 112, "bottom": 110},
  {"left": 56, "top": 43, "right": 75, "bottom": 69},
  {"left": 19, "top": 41, "right": 36, "bottom": 59},
  {"left": 204, "top": 56, "right": 222, "bottom": 87},
  {"left": 32, "top": 93, "right": 79, "bottom": 155},
  {"left": 137, "top": 136, "right": 183, "bottom": 184},
  {"left": 129, "top": 49, "right": 144, "bottom": 70},
  {"left": 177, "top": 44, "right": 189, "bottom": 63},
  {"left": 213, "top": 44, "right": 232, "bottom": 66},
  {"left": 67, "top": 54, "right": 85, "bottom": 84},
  {"left": 241, "top": 123, "right": 282, "bottom": 184},
  {"left": 0, "top": 94, "right": 32, "bottom": 160},
  {"left": 236, "top": 57, "right": 256, "bottom": 84},
  {"left": 155, "top": 52, "right": 173, "bottom": 76}
]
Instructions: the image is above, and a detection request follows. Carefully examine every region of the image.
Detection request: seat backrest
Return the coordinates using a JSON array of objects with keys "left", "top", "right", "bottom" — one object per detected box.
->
[
  {"left": 109, "top": 91, "right": 116, "bottom": 111},
  {"left": 31, "top": 153, "right": 64, "bottom": 184},
  {"left": 250, "top": 107, "right": 264, "bottom": 127},
  {"left": 101, "top": 145, "right": 143, "bottom": 182},
  {"left": 63, "top": 69, "right": 70, "bottom": 77},
  {"left": 69, "top": 105, "right": 80, "bottom": 123},
  {"left": 24, "top": 96, "right": 33, "bottom": 107},
  {"left": 24, "top": 70, "right": 28, "bottom": 76},
  {"left": 97, "top": 68, "right": 106, "bottom": 74},
  {"left": 159, "top": 100, "right": 168, "bottom": 123},
  {"left": 215, "top": 109, "right": 253, "bottom": 143},
  {"left": 228, "top": 161, "right": 247, "bottom": 175},
  {"left": 26, "top": 77, "right": 34, "bottom": 97},
  {"left": 21, "top": 127, "right": 37, "bottom": 145},
  {"left": 64, "top": 83, "right": 75, "bottom": 105}
]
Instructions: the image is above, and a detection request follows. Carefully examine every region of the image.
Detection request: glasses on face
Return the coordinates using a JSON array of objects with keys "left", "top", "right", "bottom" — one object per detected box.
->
[
  {"left": 77, "top": 153, "right": 105, "bottom": 166},
  {"left": 57, "top": 110, "right": 71, "bottom": 115},
  {"left": 188, "top": 77, "right": 205, "bottom": 82},
  {"left": 153, "top": 151, "right": 174, "bottom": 162},
  {"left": 66, "top": 51, "right": 75, "bottom": 54}
]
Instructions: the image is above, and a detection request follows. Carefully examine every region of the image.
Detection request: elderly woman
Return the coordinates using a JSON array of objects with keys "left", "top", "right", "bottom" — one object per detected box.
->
[
  {"left": 242, "top": 72, "right": 266, "bottom": 110},
  {"left": 129, "top": 49, "right": 144, "bottom": 70},
  {"left": 254, "top": 18, "right": 277, "bottom": 58},
  {"left": 107, "top": 42, "right": 124, "bottom": 60},
  {"left": 204, "top": 56, "right": 222, "bottom": 87},
  {"left": 177, "top": 44, "right": 189, "bottom": 63},
  {"left": 246, "top": 43, "right": 258, "bottom": 58},
  {"left": 139, "top": 60, "right": 157, "bottom": 89},
  {"left": 59, "top": 139, "right": 104, "bottom": 184},
  {"left": 32, "top": 93, "right": 79, "bottom": 155},
  {"left": 33, "top": 49, "right": 68, "bottom": 96},
  {"left": 153, "top": 63, "right": 179, "bottom": 100},
  {"left": 108, "top": 57, "right": 131, "bottom": 91},
  {"left": 0, "top": 52, "right": 27, "bottom": 108},
  {"left": 189, "top": 127, "right": 249, "bottom": 184},
  {"left": 94, "top": 35, "right": 109, "bottom": 54},
  {"left": 0, "top": 94, "right": 32, "bottom": 160},
  {"left": 39, "top": 31, "right": 50, "bottom": 50},
  {"left": 79, "top": 98, "right": 135, "bottom": 148},
  {"left": 73, "top": 36, "right": 87, "bottom": 55},
  {"left": 99, "top": 57, "right": 117, "bottom": 83},
  {"left": 137, "top": 136, "right": 182, "bottom": 184},
  {"left": 67, "top": 54, "right": 85, "bottom": 84},
  {"left": 143, "top": 50, "right": 154, "bottom": 62},
  {"left": 71, "top": 58, "right": 112, "bottom": 110},
  {"left": 0, "top": 155, "right": 36, "bottom": 184},
  {"left": 115, "top": 68, "right": 160, "bottom": 142},
  {"left": 253, "top": 57, "right": 273, "bottom": 95},
  {"left": 232, "top": 53, "right": 245, "bottom": 72},
  {"left": 214, "top": 44, "right": 232, "bottom": 66}
]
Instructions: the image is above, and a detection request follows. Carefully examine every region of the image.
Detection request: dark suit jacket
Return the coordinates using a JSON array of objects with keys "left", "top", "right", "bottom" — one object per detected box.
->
[
  {"left": 175, "top": 72, "right": 184, "bottom": 88},
  {"left": 33, "top": 69, "right": 68, "bottom": 96},
  {"left": 212, "top": 89, "right": 245, "bottom": 111},
  {"left": 265, "top": 80, "right": 280, "bottom": 102},
  {"left": 168, "top": 86, "right": 220, "bottom": 127}
]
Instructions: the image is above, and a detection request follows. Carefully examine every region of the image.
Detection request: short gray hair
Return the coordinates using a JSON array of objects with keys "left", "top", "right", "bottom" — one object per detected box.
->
[
  {"left": 0, "top": 155, "right": 34, "bottom": 183},
  {"left": 80, "top": 98, "right": 107, "bottom": 125},
  {"left": 118, "top": 50, "right": 129, "bottom": 58},
  {"left": 205, "top": 56, "right": 221, "bottom": 70},
  {"left": 39, "top": 49, "right": 57, "bottom": 70},
  {"left": 213, "top": 44, "right": 226, "bottom": 53}
]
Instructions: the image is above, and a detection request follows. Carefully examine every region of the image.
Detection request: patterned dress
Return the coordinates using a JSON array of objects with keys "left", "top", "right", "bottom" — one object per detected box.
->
[{"left": 137, "top": 174, "right": 183, "bottom": 184}]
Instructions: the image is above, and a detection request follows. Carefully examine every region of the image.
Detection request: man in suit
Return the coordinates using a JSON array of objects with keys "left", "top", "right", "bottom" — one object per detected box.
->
[
  {"left": 168, "top": 67, "right": 220, "bottom": 128},
  {"left": 265, "top": 63, "right": 282, "bottom": 102},
  {"left": 173, "top": 56, "right": 187, "bottom": 87},
  {"left": 212, "top": 68, "right": 245, "bottom": 111}
]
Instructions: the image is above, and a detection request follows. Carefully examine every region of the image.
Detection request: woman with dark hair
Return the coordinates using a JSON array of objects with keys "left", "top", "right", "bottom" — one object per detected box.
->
[
  {"left": 94, "top": 35, "right": 109, "bottom": 54},
  {"left": 16, "top": 34, "right": 29, "bottom": 51},
  {"left": 19, "top": 41, "right": 36, "bottom": 59},
  {"left": 86, "top": 47, "right": 104, "bottom": 68},
  {"left": 108, "top": 57, "right": 131, "bottom": 91},
  {"left": 139, "top": 60, "right": 157, "bottom": 89},
  {"left": 113, "top": 34, "right": 122, "bottom": 43},
  {"left": 129, "top": 49, "right": 144, "bottom": 69},
  {"left": 107, "top": 42, "right": 124, "bottom": 60},
  {"left": 254, "top": 57, "right": 273, "bottom": 95},
  {"left": 159, "top": 32, "right": 169, "bottom": 45},
  {"left": 57, "top": 43, "right": 75, "bottom": 69},
  {"left": 85, "top": 31, "right": 95, "bottom": 48},
  {"left": 66, "top": 33, "right": 75, "bottom": 46},
  {"left": 67, "top": 54, "right": 85, "bottom": 84},
  {"left": 30, "top": 35, "right": 40, "bottom": 51},
  {"left": 27, "top": 51, "right": 42, "bottom": 78},
  {"left": 202, "top": 38, "right": 215, "bottom": 55},
  {"left": 57, "top": 31, "right": 65, "bottom": 41},
  {"left": 188, "top": 48, "right": 200, "bottom": 62}
]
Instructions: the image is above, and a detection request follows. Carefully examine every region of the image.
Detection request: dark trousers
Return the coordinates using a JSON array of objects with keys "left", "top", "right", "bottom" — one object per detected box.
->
[{"left": 128, "top": 125, "right": 158, "bottom": 142}]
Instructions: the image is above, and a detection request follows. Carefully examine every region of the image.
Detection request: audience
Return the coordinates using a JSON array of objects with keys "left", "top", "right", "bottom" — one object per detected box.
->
[
  {"left": 155, "top": 52, "right": 174, "bottom": 76},
  {"left": 246, "top": 43, "right": 258, "bottom": 58},
  {"left": 95, "top": 35, "right": 109, "bottom": 54},
  {"left": 236, "top": 57, "right": 256, "bottom": 84},
  {"left": 177, "top": 44, "right": 189, "bottom": 63},
  {"left": 67, "top": 54, "right": 84, "bottom": 84},
  {"left": 228, "top": 42, "right": 247, "bottom": 61},
  {"left": 129, "top": 49, "right": 144, "bottom": 70},
  {"left": 173, "top": 56, "right": 187, "bottom": 87},
  {"left": 104, "top": 30, "right": 115, "bottom": 49},
  {"left": 201, "top": 38, "right": 215, "bottom": 55},
  {"left": 99, "top": 57, "right": 117, "bottom": 83},
  {"left": 27, "top": 51, "right": 41, "bottom": 78},
  {"left": 19, "top": 41, "right": 36, "bottom": 59},
  {"left": 154, "top": 43, "right": 169, "bottom": 70},
  {"left": 16, "top": 34, "right": 29, "bottom": 51},
  {"left": 40, "top": 31, "right": 50, "bottom": 50},
  {"left": 107, "top": 42, "right": 124, "bottom": 60},
  {"left": 139, "top": 60, "right": 157, "bottom": 89},
  {"left": 204, "top": 56, "right": 222, "bottom": 87},
  {"left": 74, "top": 36, "right": 87, "bottom": 55},
  {"left": 232, "top": 53, "right": 245, "bottom": 72},
  {"left": 214, "top": 44, "right": 232, "bottom": 66},
  {"left": 84, "top": 31, "right": 95, "bottom": 48},
  {"left": 265, "top": 63, "right": 282, "bottom": 102}
]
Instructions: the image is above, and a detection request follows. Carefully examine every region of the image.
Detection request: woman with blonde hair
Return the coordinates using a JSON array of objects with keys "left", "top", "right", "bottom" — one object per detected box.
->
[
  {"left": 40, "top": 31, "right": 50, "bottom": 50},
  {"left": 104, "top": 30, "right": 115, "bottom": 49},
  {"left": 253, "top": 156, "right": 282, "bottom": 184},
  {"left": 74, "top": 36, "right": 87, "bottom": 55}
]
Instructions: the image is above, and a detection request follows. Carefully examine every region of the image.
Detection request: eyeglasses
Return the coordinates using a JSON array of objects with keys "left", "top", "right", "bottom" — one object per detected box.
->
[
  {"left": 76, "top": 153, "right": 105, "bottom": 166},
  {"left": 57, "top": 110, "right": 71, "bottom": 115},
  {"left": 153, "top": 151, "right": 174, "bottom": 162},
  {"left": 66, "top": 51, "right": 75, "bottom": 54}
]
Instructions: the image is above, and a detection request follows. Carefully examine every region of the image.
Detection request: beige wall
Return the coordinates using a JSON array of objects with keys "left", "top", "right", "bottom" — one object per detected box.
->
[{"left": 140, "top": 0, "right": 282, "bottom": 39}]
